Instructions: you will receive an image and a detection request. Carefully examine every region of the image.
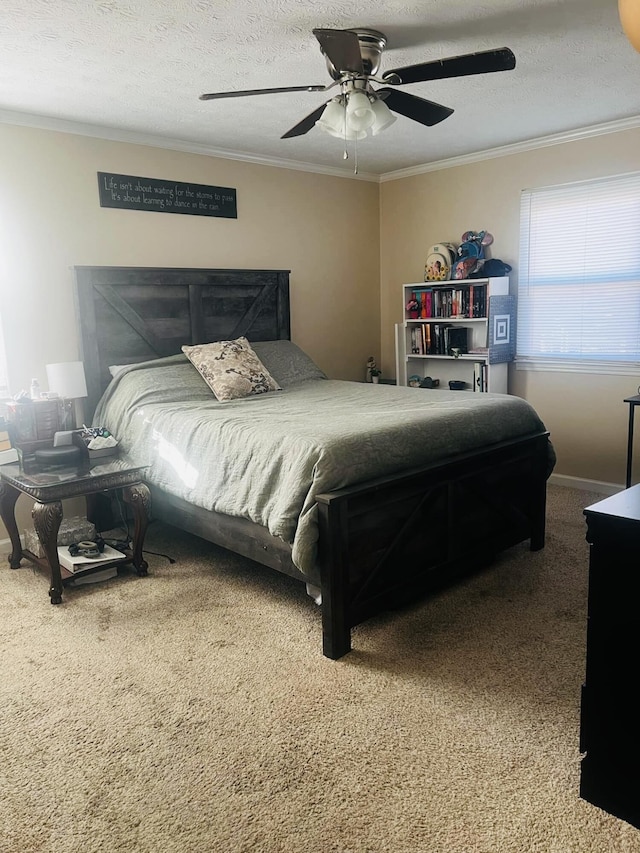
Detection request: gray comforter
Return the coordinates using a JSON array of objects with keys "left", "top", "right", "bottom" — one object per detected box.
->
[{"left": 94, "top": 353, "right": 553, "bottom": 575}]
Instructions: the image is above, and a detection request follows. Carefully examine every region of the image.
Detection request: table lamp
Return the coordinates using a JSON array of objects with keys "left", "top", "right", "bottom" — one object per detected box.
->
[{"left": 46, "top": 361, "right": 88, "bottom": 430}]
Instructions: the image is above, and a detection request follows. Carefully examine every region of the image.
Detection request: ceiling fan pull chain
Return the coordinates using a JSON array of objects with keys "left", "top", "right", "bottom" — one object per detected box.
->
[{"left": 343, "top": 102, "right": 349, "bottom": 160}]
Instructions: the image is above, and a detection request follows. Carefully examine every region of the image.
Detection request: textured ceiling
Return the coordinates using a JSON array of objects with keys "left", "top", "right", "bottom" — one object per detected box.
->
[{"left": 1, "top": 0, "right": 639, "bottom": 178}]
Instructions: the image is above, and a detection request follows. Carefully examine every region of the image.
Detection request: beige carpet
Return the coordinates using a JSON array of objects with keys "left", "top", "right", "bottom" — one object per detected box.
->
[{"left": 2, "top": 484, "right": 639, "bottom": 853}]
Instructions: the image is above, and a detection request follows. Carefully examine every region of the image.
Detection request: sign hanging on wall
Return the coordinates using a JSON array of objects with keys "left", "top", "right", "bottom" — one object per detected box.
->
[{"left": 97, "top": 172, "right": 237, "bottom": 218}]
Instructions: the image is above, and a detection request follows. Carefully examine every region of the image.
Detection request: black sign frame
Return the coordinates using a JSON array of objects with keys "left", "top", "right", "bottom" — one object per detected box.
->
[{"left": 97, "top": 172, "right": 237, "bottom": 219}]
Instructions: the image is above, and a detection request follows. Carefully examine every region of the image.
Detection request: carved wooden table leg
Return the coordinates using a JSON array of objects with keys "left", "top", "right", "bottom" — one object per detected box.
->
[
  {"left": 0, "top": 482, "right": 23, "bottom": 569},
  {"left": 32, "top": 500, "right": 64, "bottom": 604},
  {"left": 122, "top": 482, "right": 151, "bottom": 576}
]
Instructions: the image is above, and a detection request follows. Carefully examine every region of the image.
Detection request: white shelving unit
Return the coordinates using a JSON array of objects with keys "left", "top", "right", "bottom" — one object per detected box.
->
[{"left": 395, "top": 276, "right": 514, "bottom": 393}]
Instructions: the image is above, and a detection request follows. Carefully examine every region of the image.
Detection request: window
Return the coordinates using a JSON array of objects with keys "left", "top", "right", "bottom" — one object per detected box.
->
[{"left": 517, "top": 172, "right": 640, "bottom": 374}]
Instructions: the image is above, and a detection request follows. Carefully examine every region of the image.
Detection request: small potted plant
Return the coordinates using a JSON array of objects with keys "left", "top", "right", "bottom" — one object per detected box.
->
[{"left": 366, "top": 357, "right": 382, "bottom": 383}]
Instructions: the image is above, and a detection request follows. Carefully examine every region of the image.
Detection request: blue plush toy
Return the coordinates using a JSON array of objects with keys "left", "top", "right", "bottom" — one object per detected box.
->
[{"left": 452, "top": 230, "right": 494, "bottom": 280}]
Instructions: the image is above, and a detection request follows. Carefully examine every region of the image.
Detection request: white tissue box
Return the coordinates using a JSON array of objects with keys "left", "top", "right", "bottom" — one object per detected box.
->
[
  {"left": 88, "top": 445, "right": 119, "bottom": 460},
  {"left": 87, "top": 435, "right": 119, "bottom": 460}
]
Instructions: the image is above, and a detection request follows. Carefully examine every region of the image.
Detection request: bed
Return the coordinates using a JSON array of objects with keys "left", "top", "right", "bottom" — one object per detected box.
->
[{"left": 74, "top": 265, "right": 554, "bottom": 659}]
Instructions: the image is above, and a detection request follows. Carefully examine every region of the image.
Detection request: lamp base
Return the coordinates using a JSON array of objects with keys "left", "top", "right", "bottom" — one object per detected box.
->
[{"left": 58, "top": 399, "right": 76, "bottom": 431}]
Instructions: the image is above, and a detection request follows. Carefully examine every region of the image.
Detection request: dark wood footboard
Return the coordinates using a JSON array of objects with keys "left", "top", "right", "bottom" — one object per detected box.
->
[{"left": 315, "top": 430, "right": 550, "bottom": 659}]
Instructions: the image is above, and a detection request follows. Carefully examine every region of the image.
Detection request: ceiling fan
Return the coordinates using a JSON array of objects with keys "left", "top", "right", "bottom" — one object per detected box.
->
[{"left": 199, "top": 28, "right": 516, "bottom": 141}]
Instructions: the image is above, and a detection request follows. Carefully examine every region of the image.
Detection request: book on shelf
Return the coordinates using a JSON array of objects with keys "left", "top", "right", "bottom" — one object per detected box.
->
[
  {"left": 444, "top": 326, "right": 469, "bottom": 355},
  {"left": 410, "top": 323, "right": 457, "bottom": 355},
  {"left": 473, "top": 362, "right": 488, "bottom": 392},
  {"left": 407, "top": 283, "right": 488, "bottom": 319},
  {"left": 57, "top": 544, "right": 127, "bottom": 573},
  {"left": 433, "top": 323, "right": 451, "bottom": 354},
  {"left": 67, "top": 566, "right": 118, "bottom": 585}
]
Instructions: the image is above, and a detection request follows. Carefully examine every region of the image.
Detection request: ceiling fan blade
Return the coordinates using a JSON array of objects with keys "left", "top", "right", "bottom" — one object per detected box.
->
[
  {"left": 200, "top": 85, "right": 326, "bottom": 101},
  {"left": 312, "top": 28, "right": 364, "bottom": 74},
  {"left": 377, "top": 88, "right": 453, "bottom": 127},
  {"left": 281, "top": 102, "right": 331, "bottom": 139},
  {"left": 383, "top": 47, "right": 516, "bottom": 85}
]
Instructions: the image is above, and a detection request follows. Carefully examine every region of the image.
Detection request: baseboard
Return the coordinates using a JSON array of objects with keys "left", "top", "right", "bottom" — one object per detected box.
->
[{"left": 548, "top": 473, "right": 622, "bottom": 496}]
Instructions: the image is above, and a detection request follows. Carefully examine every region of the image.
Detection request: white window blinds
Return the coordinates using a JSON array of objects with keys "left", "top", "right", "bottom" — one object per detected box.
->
[{"left": 517, "top": 172, "right": 640, "bottom": 373}]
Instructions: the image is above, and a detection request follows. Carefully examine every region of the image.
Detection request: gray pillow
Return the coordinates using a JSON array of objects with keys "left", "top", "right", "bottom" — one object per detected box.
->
[{"left": 251, "top": 340, "right": 327, "bottom": 387}]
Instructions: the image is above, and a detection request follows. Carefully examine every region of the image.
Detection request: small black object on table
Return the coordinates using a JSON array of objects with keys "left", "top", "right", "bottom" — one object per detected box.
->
[{"left": 0, "top": 457, "right": 151, "bottom": 604}]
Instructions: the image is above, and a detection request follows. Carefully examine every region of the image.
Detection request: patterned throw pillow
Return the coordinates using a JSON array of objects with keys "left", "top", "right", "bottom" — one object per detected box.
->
[{"left": 181, "top": 337, "right": 282, "bottom": 402}]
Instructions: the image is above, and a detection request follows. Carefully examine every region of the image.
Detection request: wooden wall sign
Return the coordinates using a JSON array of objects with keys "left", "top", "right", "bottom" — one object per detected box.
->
[{"left": 97, "top": 172, "right": 237, "bottom": 218}]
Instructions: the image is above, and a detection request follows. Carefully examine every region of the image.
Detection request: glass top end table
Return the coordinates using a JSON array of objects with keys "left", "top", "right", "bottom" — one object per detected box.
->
[{"left": 0, "top": 456, "right": 151, "bottom": 604}]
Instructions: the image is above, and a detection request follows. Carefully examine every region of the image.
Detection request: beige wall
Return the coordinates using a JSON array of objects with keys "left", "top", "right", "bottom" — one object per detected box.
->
[
  {"left": 0, "top": 123, "right": 380, "bottom": 532},
  {"left": 381, "top": 127, "right": 640, "bottom": 487}
]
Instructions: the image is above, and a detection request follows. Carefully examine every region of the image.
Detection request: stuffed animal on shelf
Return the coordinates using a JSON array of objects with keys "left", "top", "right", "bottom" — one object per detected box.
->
[{"left": 452, "top": 230, "right": 494, "bottom": 280}]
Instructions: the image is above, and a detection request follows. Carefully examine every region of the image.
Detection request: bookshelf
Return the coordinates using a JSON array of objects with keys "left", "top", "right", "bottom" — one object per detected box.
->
[{"left": 395, "top": 276, "right": 515, "bottom": 393}]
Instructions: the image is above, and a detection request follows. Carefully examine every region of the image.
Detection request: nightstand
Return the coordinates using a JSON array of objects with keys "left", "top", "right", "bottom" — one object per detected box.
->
[{"left": 0, "top": 457, "right": 151, "bottom": 604}]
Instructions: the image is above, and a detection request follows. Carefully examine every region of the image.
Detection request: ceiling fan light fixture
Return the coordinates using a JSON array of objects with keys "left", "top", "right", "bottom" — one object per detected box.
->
[
  {"left": 315, "top": 98, "right": 345, "bottom": 135},
  {"left": 316, "top": 99, "right": 367, "bottom": 139},
  {"left": 369, "top": 97, "right": 396, "bottom": 136},
  {"left": 345, "top": 90, "right": 375, "bottom": 131},
  {"left": 342, "top": 127, "right": 368, "bottom": 141},
  {"left": 323, "top": 121, "right": 367, "bottom": 141}
]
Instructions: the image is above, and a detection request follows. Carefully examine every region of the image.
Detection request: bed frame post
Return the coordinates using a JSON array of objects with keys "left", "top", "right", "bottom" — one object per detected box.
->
[{"left": 317, "top": 496, "right": 351, "bottom": 660}]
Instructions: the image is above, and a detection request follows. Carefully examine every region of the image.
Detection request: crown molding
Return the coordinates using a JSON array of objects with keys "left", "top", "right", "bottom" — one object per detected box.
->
[
  {"left": 0, "top": 109, "right": 379, "bottom": 182},
  {"left": 379, "top": 115, "right": 640, "bottom": 182},
  {"left": 3, "top": 108, "right": 640, "bottom": 186}
]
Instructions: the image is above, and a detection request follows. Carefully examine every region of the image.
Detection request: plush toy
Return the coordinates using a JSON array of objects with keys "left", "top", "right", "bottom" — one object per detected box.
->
[{"left": 452, "top": 230, "right": 494, "bottom": 280}]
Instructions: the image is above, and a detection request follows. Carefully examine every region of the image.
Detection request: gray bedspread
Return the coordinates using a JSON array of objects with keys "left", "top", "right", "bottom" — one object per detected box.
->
[{"left": 94, "top": 354, "right": 553, "bottom": 575}]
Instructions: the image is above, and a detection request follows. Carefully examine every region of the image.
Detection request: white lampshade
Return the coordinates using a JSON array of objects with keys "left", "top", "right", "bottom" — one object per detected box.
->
[
  {"left": 620, "top": 0, "right": 640, "bottom": 51},
  {"left": 316, "top": 99, "right": 367, "bottom": 140},
  {"left": 345, "top": 90, "right": 375, "bottom": 131},
  {"left": 370, "top": 98, "right": 397, "bottom": 135},
  {"left": 46, "top": 361, "right": 88, "bottom": 399},
  {"left": 315, "top": 99, "right": 347, "bottom": 136},
  {"left": 316, "top": 92, "right": 395, "bottom": 141}
]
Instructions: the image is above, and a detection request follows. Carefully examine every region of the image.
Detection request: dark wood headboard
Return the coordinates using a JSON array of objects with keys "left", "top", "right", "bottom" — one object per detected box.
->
[{"left": 74, "top": 266, "right": 291, "bottom": 420}]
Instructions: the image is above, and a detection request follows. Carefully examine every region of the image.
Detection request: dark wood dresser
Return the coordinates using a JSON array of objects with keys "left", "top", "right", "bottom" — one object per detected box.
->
[{"left": 581, "top": 486, "right": 640, "bottom": 829}]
